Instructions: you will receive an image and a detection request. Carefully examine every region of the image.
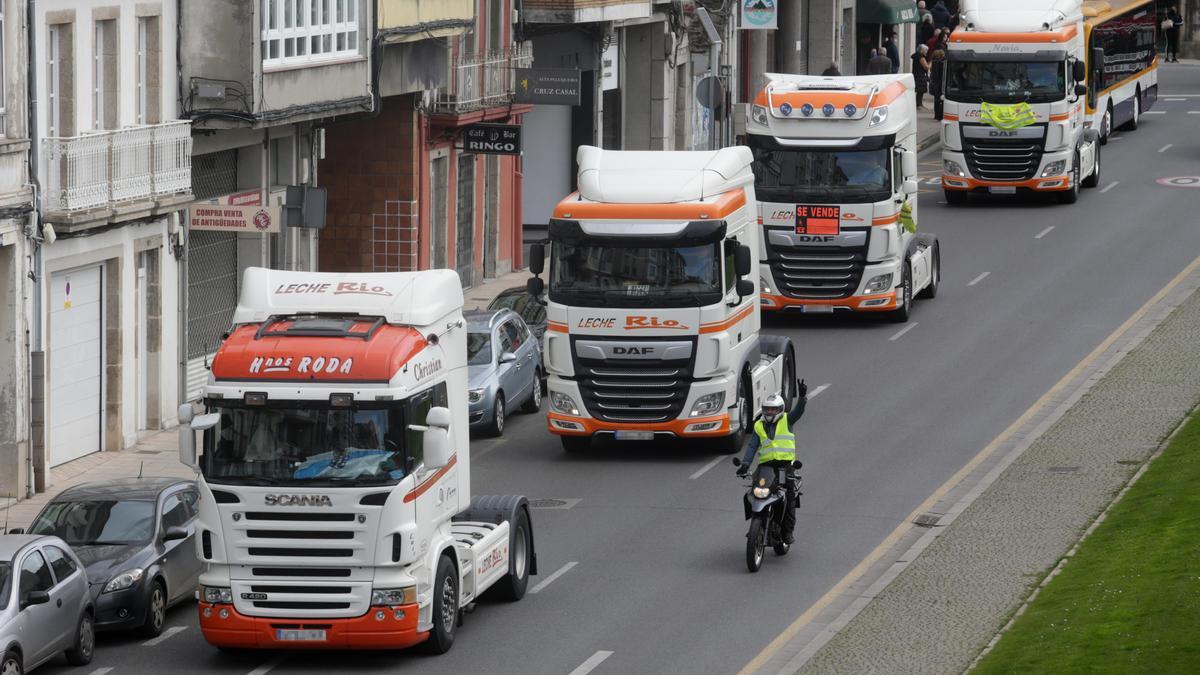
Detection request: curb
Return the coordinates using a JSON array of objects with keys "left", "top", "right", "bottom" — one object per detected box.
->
[{"left": 917, "top": 129, "right": 940, "bottom": 154}]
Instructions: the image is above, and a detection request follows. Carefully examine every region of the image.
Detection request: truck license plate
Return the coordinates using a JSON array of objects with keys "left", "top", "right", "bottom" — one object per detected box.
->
[
  {"left": 988, "top": 186, "right": 1017, "bottom": 194},
  {"left": 275, "top": 629, "right": 327, "bottom": 642},
  {"left": 615, "top": 430, "right": 654, "bottom": 441},
  {"left": 801, "top": 305, "right": 834, "bottom": 314}
]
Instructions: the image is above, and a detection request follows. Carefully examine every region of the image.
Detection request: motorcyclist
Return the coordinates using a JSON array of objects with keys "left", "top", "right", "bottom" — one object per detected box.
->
[{"left": 737, "top": 381, "right": 808, "bottom": 544}]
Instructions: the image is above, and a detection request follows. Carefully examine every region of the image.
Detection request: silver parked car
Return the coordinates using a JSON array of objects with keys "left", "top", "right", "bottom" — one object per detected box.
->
[
  {"left": 0, "top": 534, "right": 94, "bottom": 674},
  {"left": 467, "top": 309, "right": 543, "bottom": 436}
]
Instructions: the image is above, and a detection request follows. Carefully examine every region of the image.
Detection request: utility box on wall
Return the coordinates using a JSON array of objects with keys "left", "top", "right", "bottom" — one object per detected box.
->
[{"left": 284, "top": 185, "right": 327, "bottom": 229}]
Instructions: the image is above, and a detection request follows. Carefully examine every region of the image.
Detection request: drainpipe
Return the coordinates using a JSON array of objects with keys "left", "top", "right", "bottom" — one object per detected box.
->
[{"left": 25, "top": 0, "right": 42, "bottom": 498}]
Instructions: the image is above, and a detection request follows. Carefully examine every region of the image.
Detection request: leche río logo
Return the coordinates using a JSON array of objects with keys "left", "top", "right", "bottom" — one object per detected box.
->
[{"left": 741, "top": 0, "right": 777, "bottom": 29}]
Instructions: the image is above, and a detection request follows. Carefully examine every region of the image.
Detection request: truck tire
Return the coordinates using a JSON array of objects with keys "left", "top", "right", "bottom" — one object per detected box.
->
[
  {"left": 781, "top": 346, "right": 797, "bottom": 411},
  {"left": 561, "top": 436, "right": 590, "bottom": 453},
  {"left": 917, "top": 243, "right": 940, "bottom": 300},
  {"left": 1057, "top": 155, "right": 1080, "bottom": 204},
  {"left": 715, "top": 374, "right": 752, "bottom": 453},
  {"left": 886, "top": 261, "right": 913, "bottom": 323},
  {"left": 486, "top": 392, "right": 505, "bottom": 436},
  {"left": 490, "top": 508, "right": 532, "bottom": 601},
  {"left": 1099, "top": 103, "right": 1112, "bottom": 145},
  {"left": 1082, "top": 144, "right": 1101, "bottom": 188},
  {"left": 944, "top": 189, "right": 967, "bottom": 205},
  {"left": 520, "top": 370, "right": 542, "bottom": 413},
  {"left": 421, "top": 555, "right": 459, "bottom": 654}
]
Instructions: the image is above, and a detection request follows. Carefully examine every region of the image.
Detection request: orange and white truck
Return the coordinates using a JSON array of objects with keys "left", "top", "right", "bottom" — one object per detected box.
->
[
  {"left": 527, "top": 146, "right": 798, "bottom": 453},
  {"left": 746, "top": 73, "right": 940, "bottom": 320},
  {"left": 178, "top": 267, "right": 535, "bottom": 653}
]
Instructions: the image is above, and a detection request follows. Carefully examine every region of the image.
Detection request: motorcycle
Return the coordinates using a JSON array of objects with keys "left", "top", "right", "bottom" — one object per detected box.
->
[{"left": 732, "top": 457, "right": 803, "bottom": 573}]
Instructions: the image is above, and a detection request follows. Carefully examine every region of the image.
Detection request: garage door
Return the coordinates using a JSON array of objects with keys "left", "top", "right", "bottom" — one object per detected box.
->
[{"left": 48, "top": 266, "right": 103, "bottom": 466}]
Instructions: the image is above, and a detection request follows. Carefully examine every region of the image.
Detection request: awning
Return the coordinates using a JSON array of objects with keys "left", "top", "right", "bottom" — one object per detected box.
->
[{"left": 858, "top": 0, "right": 920, "bottom": 25}]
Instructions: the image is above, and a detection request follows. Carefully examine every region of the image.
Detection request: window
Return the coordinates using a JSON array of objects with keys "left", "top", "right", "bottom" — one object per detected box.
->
[
  {"left": 487, "top": 0, "right": 505, "bottom": 54},
  {"left": 497, "top": 323, "right": 515, "bottom": 355},
  {"left": 29, "top": 500, "right": 156, "bottom": 546},
  {"left": 19, "top": 551, "right": 55, "bottom": 602},
  {"left": 181, "top": 491, "right": 200, "bottom": 518},
  {"left": 262, "top": 0, "right": 359, "bottom": 69},
  {"left": 161, "top": 494, "right": 190, "bottom": 530},
  {"left": 402, "top": 383, "right": 449, "bottom": 471},
  {"left": 724, "top": 240, "right": 737, "bottom": 291},
  {"left": 0, "top": 7, "right": 6, "bottom": 136},
  {"left": 503, "top": 321, "right": 525, "bottom": 350},
  {"left": 47, "top": 23, "right": 76, "bottom": 137},
  {"left": 136, "top": 16, "right": 161, "bottom": 124},
  {"left": 42, "top": 545, "right": 78, "bottom": 582},
  {"left": 93, "top": 19, "right": 117, "bottom": 130}
]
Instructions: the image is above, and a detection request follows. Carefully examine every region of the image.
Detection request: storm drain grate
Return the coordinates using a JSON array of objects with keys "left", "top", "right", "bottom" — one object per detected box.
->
[
  {"left": 529, "top": 498, "right": 582, "bottom": 510},
  {"left": 913, "top": 513, "right": 942, "bottom": 528}
]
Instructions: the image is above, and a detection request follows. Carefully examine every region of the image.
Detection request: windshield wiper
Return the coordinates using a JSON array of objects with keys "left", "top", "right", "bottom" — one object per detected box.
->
[
  {"left": 303, "top": 476, "right": 394, "bottom": 487},
  {"left": 557, "top": 289, "right": 610, "bottom": 306},
  {"left": 206, "top": 475, "right": 283, "bottom": 486}
]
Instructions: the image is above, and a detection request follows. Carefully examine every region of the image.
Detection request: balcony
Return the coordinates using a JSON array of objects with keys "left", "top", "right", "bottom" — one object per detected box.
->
[
  {"left": 433, "top": 44, "right": 533, "bottom": 116},
  {"left": 41, "top": 121, "right": 193, "bottom": 228}
]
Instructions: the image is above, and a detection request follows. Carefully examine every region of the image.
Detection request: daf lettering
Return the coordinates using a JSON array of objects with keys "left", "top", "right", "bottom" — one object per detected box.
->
[
  {"left": 796, "top": 235, "right": 837, "bottom": 243},
  {"left": 612, "top": 346, "right": 653, "bottom": 355},
  {"left": 265, "top": 494, "right": 333, "bottom": 507}
]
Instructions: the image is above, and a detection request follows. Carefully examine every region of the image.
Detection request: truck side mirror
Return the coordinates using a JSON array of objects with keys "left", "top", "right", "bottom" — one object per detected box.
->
[
  {"left": 529, "top": 243, "right": 545, "bottom": 275},
  {"left": 527, "top": 276, "right": 544, "bottom": 298},
  {"left": 734, "top": 244, "right": 752, "bottom": 277},
  {"left": 1074, "top": 83, "right": 1087, "bottom": 97},
  {"left": 1072, "top": 59, "right": 1087, "bottom": 82},
  {"left": 180, "top": 410, "right": 219, "bottom": 469},
  {"left": 736, "top": 279, "right": 754, "bottom": 298},
  {"left": 418, "top": 406, "right": 453, "bottom": 470},
  {"left": 903, "top": 179, "right": 919, "bottom": 195},
  {"left": 902, "top": 150, "right": 918, "bottom": 179}
]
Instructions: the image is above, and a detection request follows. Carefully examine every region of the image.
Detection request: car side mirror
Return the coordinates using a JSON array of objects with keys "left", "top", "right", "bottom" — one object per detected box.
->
[
  {"left": 5, "top": 528, "right": 23, "bottom": 535},
  {"left": 21, "top": 590, "right": 50, "bottom": 610},
  {"left": 527, "top": 276, "right": 544, "bottom": 298},
  {"left": 1074, "top": 83, "right": 1087, "bottom": 97},
  {"left": 734, "top": 244, "right": 752, "bottom": 277},
  {"left": 410, "top": 406, "right": 453, "bottom": 470},
  {"left": 529, "top": 243, "right": 545, "bottom": 275},
  {"left": 499, "top": 351, "right": 517, "bottom": 364},
  {"left": 903, "top": 179, "right": 919, "bottom": 195},
  {"left": 736, "top": 279, "right": 754, "bottom": 298},
  {"left": 162, "top": 526, "right": 189, "bottom": 542}
]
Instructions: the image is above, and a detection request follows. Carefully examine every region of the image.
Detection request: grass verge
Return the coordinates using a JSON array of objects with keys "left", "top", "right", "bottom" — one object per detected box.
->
[{"left": 973, "top": 410, "right": 1200, "bottom": 674}]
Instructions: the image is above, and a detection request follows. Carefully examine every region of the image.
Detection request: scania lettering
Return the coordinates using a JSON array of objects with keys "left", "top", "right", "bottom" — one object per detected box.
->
[
  {"left": 527, "top": 146, "right": 799, "bottom": 453},
  {"left": 179, "top": 267, "right": 536, "bottom": 653},
  {"left": 746, "top": 73, "right": 941, "bottom": 319}
]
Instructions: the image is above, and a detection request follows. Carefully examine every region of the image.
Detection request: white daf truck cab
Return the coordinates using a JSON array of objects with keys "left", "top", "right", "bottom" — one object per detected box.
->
[
  {"left": 178, "top": 268, "right": 535, "bottom": 653},
  {"left": 746, "top": 73, "right": 940, "bottom": 321},
  {"left": 527, "top": 146, "right": 798, "bottom": 453}
]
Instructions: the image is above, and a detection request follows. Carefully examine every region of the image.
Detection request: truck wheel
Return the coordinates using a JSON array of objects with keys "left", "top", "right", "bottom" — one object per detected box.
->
[
  {"left": 64, "top": 611, "right": 95, "bottom": 666},
  {"left": 746, "top": 518, "right": 766, "bottom": 573},
  {"left": 782, "top": 347, "right": 797, "bottom": 411},
  {"left": 917, "top": 244, "right": 940, "bottom": 300},
  {"left": 521, "top": 370, "right": 542, "bottom": 413},
  {"left": 486, "top": 392, "right": 505, "bottom": 437},
  {"left": 1082, "top": 144, "right": 1101, "bottom": 188},
  {"left": 1057, "top": 157, "right": 1080, "bottom": 204},
  {"left": 1099, "top": 103, "right": 1112, "bottom": 145},
  {"left": 422, "top": 555, "right": 459, "bottom": 654},
  {"left": 944, "top": 189, "right": 967, "bottom": 205},
  {"left": 886, "top": 262, "right": 913, "bottom": 323},
  {"left": 561, "top": 436, "right": 590, "bottom": 453},
  {"left": 491, "top": 508, "right": 532, "bottom": 601}
]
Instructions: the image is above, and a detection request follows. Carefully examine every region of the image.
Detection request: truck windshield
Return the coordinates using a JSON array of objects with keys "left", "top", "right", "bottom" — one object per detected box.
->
[
  {"left": 202, "top": 402, "right": 412, "bottom": 487},
  {"left": 750, "top": 146, "right": 892, "bottom": 204},
  {"left": 550, "top": 241, "right": 723, "bottom": 307},
  {"left": 945, "top": 60, "right": 1065, "bottom": 104}
]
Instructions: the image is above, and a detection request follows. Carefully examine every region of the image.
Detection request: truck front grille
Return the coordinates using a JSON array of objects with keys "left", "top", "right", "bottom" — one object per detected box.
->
[
  {"left": 962, "top": 134, "right": 1045, "bottom": 182},
  {"left": 572, "top": 339, "right": 696, "bottom": 423},
  {"left": 769, "top": 250, "right": 867, "bottom": 300}
]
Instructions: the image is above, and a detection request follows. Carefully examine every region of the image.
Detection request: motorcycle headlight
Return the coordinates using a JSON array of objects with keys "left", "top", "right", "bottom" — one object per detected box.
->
[
  {"left": 751, "top": 104, "right": 770, "bottom": 126},
  {"left": 551, "top": 391, "right": 580, "bottom": 416},
  {"left": 868, "top": 105, "right": 889, "bottom": 127},
  {"left": 753, "top": 487, "right": 771, "bottom": 499},
  {"left": 468, "top": 388, "right": 485, "bottom": 404},
  {"left": 371, "top": 587, "right": 416, "bottom": 606},
  {"left": 202, "top": 586, "right": 233, "bottom": 604},
  {"left": 943, "top": 160, "right": 966, "bottom": 177},
  {"left": 1040, "top": 160, "right": 1067, "bottom": 177},
  {"left": 864, "top": 273, "right": 894, "bottom": 294},
  {"left": 689, "top": 392, "right": 725, "bottom": 417},
  {"left": 103, "top": 568, "right": 145, "bottom": 593}
]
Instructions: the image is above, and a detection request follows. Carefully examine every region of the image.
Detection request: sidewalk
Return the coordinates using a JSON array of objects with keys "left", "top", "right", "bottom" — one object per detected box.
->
[
  {"left": 463, "top": 268, "right": 531, "bottom": 311},
  {"left": 916, "top": 103, "right": 941, "bottom": 153},
  {"left": 1, "top": 429, "right": 193, "bottom": 531}
]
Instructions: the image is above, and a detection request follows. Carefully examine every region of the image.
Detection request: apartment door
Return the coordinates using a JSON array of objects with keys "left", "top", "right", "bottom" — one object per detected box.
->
[
  {"left": 431, "top": 154, "right": 449, "bottom": 269},
  {"left": 48, "top": 265, "right": 104, "bottom": 466},
  {"left": 483, "top": 156, "right": 500, "bottom": 279},
  {"left": 455, "top": 153, "right": 476, "bottom": 289},
  {"left": 136, "top": 253, "right": 149, "bottom": 430}
]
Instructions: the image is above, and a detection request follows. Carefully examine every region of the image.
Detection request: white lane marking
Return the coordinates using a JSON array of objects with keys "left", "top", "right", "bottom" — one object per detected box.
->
[
  {"left": 888, "top": 322, "right": 919, "bottom": 342},
  {"left": 690, "top": 455, "right": 729, "bottom": 480},
  {"left": 1189, "top": 110, "right": 1200, "bottom": 114},
  {"left": 141, "top": 625, "right": 187, "bottom": 647},
  {"left": 530, "top": 561, "right": 579, "bottom": 594},
  {"left": 570, "top": 651, "right": 615, "bottom": 675},
  {"left": 1100, "top": 181, "right": 1119, "bottom": 193},
  {"left": 87, "top": 669, "right": 114, "bottom": 675},
  {"left": 1158, "top": 144, "right": 1174, "bottom": 153},
  {"left": 1034, "top": 226, "right": 1055, "bottom": 239},
  {"left": 967, "top": 272, "right": 990, "bottom": 287},
  {"left": 248, "top": 654, "right": 289, "bottom": 675},
  {"left": 1163, "top": 98, "right": 1186, "bottom": 102},
  {"left": 1143, "top": 110, "right": 1167, "bottom": 114},
  {"left": 807, "top": 384, "right": 831, "bottom": 401}
]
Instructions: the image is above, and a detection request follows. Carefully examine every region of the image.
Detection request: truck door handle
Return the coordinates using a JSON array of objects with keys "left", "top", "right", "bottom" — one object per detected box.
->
[{"left": 56, "top": 598, "right": 62, "bottom": 608}]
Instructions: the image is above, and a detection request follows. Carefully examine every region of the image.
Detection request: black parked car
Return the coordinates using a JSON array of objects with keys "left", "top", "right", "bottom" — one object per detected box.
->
[
  {"left": 487, "top": 286, "right": 547, "bottom": 358},
  {"left": 19, "top": 477, "right": 203, "bottom": 638}
]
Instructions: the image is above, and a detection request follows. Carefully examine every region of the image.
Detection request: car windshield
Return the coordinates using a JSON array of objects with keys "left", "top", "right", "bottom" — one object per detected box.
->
[
  {"left": 467, "top": 332, "right": 492, "bottom": 365},
  {"left": 751, "top": 144, "right": 892, "bottom": 204},
  {"left": 201, "top": 402, "right": 412, "bottom": 487},
  {"left": 28, "top": 500, "right": 155, "bottom": 546},
  {"left": 0, "top": 561, "right": 10, "bottom": 610},
  {"left": 488, "top": 292, "right": 546, "bottom": 327},
  {"left": 945, "top": 60, "right": 1065, "bottom": 104},
  {"left": 550, "top": 241, "right": 722, "bottom": 307}
]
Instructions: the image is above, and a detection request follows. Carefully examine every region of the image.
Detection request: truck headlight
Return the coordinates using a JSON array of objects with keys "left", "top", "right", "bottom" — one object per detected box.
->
[
  {"left": 1040, "top": 160, "right": 1067, "bottom": 177},
  {"left": 760, "top": 276, "right": 773, "bottom": 294},
  {"left": 943, "top": 160, "right": 966, "bottom": 177},
  {"left": 551, "top": 391, "right": 580, "bottom": 416},
  {"left": 468, "top": 388, "right": 485, "bottom": 404},
  {"left": 103, "top": 568, "right": 144, "bottom": 593},
  {"left": 864, "top": 273, "right": 893, "bottom": 294},
  {"left": 202, "top": 586, "right": 233, "bottom": 604},
  {"left": 753, "top": 487, "right": 771, "bottom": 499},
  {"left": 371, "top": 587, "right": 416, "bottom": 606},
  {"left": 868, "top": 105, "right": 889, "bottom": 127},
  {"left": 689, "top": 392, "right": 725, "bottom": 417},
  {"left": 751, "top": 104, "right": 770, "bottom": 126}
]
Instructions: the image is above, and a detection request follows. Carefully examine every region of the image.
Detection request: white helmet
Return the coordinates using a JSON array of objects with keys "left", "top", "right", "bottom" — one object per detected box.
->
[{"left": 762, "top": 393, "right": 785, "bottom": 423}]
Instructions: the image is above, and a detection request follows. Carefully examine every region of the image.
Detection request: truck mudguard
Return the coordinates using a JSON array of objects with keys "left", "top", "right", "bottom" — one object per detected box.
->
[{"left": 453, "top": 495, "right": 538, "bottom": 575}]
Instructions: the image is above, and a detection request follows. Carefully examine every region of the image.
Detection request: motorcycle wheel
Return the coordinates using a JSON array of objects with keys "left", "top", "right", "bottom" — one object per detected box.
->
[{"left": 746, "top": 518, "right": 766, "bottom": 573}]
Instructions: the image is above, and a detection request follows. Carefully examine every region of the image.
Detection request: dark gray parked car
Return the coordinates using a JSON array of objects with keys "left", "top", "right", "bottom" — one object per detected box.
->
[
  {"left": 0, "top": 534, "right": 94, "bottom": 674},
  {"left": 467, "top": 309, "right": 543, "bottom": 436},
  {"left": 20, "top": 478, "right": 202, "bottom": 638}
]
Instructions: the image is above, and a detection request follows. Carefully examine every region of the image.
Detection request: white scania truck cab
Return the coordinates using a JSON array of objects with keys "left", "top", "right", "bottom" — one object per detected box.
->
[
  {"left": 179, "top": 268, "right": 535, "bottom": 653},
  {"left": 527, "top": 146, "right": 798, "bottom": 453},
  {"left": 746, "top": 73, "right": 940, "bottom": 321}
]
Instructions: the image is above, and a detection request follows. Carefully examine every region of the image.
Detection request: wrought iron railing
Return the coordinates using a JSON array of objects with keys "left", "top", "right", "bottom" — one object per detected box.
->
[
  {"left": 42, "top": 120, "right": 193, "bottom": 212},
  {"left": 434, "top": 43, "right": 533, "bottom": 114}
]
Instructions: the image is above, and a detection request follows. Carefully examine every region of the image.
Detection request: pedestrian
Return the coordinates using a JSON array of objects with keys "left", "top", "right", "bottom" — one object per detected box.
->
[
  {"left": 932, "top": 0, "right": 951, "bottom": 29},
  {"left": 930, "top": 48, "right": 946, "bottom": 109},
  {"left": 821, "top": 62, "right": 842, "bottom": 76},
  {"left": 884, "top": 34, "right": 902, "bottom": 74},
  {"left": 917, "top": 0, "right": 932, "bottom": 23},
  {"left": 1163, "top": 6, "right": 1184, "bottom": 62},
  {"left": 919, "top": 14, "right": 936, "bottom": 48},
  {"left": 867, "top": 48, "right": 893, "bottom": 75},
  {"left": 912, "top": 45, "right": 931, "bottom": 108}
]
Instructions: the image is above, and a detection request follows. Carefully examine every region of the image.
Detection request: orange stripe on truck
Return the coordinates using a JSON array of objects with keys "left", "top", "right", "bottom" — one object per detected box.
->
[
  {"left": 403, "top": 454, "right": 457, "bottom": 503},
  {"left": 699, "top": 303, "right": 754, "bottom": 334},
  {"left": 553, "top": 189, "right": 747, "bottom": 221},
  {"left": 754, "top": 81, "right": 906, "bottom": 110},
  {"left": 548, "top": 411, "right": 731, "bottom": 437},
  {"left": 548, "top": 321, "right": 568, "bottom": 333}
]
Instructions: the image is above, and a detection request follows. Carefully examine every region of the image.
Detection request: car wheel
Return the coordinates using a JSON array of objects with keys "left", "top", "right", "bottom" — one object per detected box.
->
[
  {"left": 65, "top": 611, "right": 95, "bottom": 666},
  {"left": 140, "top": 581, "right": 167, "bottom": 638},
  {"left": 2, "top": 650, "right": 22, "bottom": 675},
  {"left": 486, "top": 392, "right": 505, "bottom": 437},
  {"left": 521, "top": 370, "right": 542, "bottom": 413}
]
